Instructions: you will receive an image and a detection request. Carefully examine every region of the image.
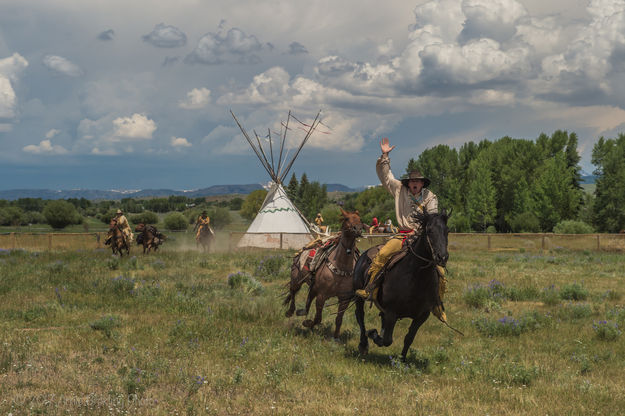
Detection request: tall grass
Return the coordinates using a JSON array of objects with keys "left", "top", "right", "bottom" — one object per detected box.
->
[{"left": 0, "top": 248, "right": 624, "bottom": 414}]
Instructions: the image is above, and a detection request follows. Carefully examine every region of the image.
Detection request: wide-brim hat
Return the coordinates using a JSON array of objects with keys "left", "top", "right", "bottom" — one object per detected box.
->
[
  {"left": 116, "top": 209, "right": 123, "bottom": 214},
  {"left": 401, "top": 170, "right": 431, "bottom": 188}
]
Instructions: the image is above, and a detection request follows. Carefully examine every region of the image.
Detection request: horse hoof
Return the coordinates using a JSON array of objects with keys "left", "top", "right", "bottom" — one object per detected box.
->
[
  {"left": 295, "top": 309, "right": 307, "bottom": 317},
  {"left": 358, "top": 344, "right": 369, "bottom": 356},
  {"left": 302, "top": 319, "right": 314, "bottom": 328},
  {"left": 285, "top": 309, "right": 294, "bottom": 318},
  {"left": 366, "top": 329, "right": 378, "bottom": 339}
]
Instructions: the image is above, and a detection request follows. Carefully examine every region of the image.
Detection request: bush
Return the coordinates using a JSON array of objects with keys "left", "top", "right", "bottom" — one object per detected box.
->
[
  {"left": 448, "top": 211, "right": 471, "bottom": 233},
  {"left": 553, "top": 220, "right": 594, "bottom": 234},
  {"left": 240, "top": 190, "right": 268, "bottom": 221},
  {"left": 485, "top": 225, "right": 497, "bottom": 233},
  {"left": 163, "top": 212, "right": 188, "bottom": 230},
  {"left": 510, "top": 212, "right": 541, "bottom": 233},
  {"left": 592, "top": 321, "right": 621, "bottom": 341},
  {"left": 560, "top": 283, "right": 588, "bottom": 301},
  {"left": 209, "top": 207, "right": 232, "bottom": 229},
  {"left": 43, "top": 200, "right": 82, "bottom": 229},
  {"left": 0, "top": 207, "right": 26, "bottom": 226},
  {"left": 227, "top": 272, "right": 264, "bottom": 295},
  {"left": 130, "top": 211, "right": 159, "bottom": 225}
]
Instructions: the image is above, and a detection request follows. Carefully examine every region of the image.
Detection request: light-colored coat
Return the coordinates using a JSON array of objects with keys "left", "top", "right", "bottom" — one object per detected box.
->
[{"left": 376, "top": 153, "right": 438, "bottom": 232}]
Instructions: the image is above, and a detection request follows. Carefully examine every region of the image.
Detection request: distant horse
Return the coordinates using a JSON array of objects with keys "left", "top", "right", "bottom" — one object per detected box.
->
[
  {"left": 106, "top": 218, "right": 130, "bottom": 256},
  {"left": 135, "top": 223, "right": 165, "bottom": 254},
  {"left": 353, "top": 210, "right": 451, "bottom": 361},
  {"left": 197, "top": 225, "right": 214, "bottom": 253},
  {"left": 284, "top": 208, "right": 365, "bottom": 339}
]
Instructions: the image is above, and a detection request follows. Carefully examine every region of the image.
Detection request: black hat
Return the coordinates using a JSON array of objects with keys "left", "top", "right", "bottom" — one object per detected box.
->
[{"left": 400, "top": 170, "right": 431, "bottom": 188}]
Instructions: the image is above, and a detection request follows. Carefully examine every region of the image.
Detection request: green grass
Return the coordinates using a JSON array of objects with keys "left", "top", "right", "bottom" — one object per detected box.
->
[{"left": 0, "top": 248, "right": 624, "bottom": 414}]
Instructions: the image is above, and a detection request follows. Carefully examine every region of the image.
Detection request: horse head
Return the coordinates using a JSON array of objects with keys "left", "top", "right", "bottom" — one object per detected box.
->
[
  {"left": 339, "top": 208, "right": 366, "bottom": 237},
  {"left": 412, "top": 209, "right": 450, "bottom": 267},
  {"left": 135, "top": 223, "right": 145, "bottom": 233}
]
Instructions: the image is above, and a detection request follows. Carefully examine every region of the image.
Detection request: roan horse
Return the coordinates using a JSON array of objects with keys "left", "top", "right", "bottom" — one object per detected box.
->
[
  {"left": 284, "top": 208, "right": 366, "bottom": 339},
  {"left": 135, "top": 223, "right": 165, "bottom": 254},
  {"left": 106, "top": 218, "right": 130, "bottom": 256},
  {"left": 353, "top": 210, "right": 451, "bottom": 361},
  {"left": 197, "top": 225, "right": 214, "bottom": 253}
]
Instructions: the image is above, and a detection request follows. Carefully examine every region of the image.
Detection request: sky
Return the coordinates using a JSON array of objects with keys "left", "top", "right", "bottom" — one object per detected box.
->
[{"left": 1, "top": 0, "right": 625, "bottom": 191}]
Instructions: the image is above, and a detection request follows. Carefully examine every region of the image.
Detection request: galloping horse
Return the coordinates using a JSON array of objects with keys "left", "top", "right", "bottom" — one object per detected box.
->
[
  {"left": 197, "top": 225, "right": 214, "bottom": 253},
  {"left": 107, "top": 218, "right": 130, "bottom": 256},
  {"left": 284, "top": 208, "right": 365, "bottom": 339},
  {"left": 135, "top": 223, "right": 165, "bottom": 254},
  {"left": 353, "top": 210, "right": 451, "bottom": 361}
]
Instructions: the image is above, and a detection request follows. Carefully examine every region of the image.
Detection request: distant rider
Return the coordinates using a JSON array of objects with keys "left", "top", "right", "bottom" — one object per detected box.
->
[{"left": 194, "top": 211, "right": 211, "bottom": 242}]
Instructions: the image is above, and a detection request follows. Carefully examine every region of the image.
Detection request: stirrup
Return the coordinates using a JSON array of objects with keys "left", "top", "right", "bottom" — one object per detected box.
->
[{"left": 355, "top": 289, "right": 370, "bottom": 299}]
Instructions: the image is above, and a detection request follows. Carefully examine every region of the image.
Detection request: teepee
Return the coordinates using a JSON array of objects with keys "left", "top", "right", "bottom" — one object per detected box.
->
[{"left": 232, "top": 110, "right": 323, "bottom": 249}]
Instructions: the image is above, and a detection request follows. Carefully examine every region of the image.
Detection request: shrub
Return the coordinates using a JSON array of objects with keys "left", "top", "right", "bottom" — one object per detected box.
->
[
  {"left": 209, "top": 207, "right": 232, "bottom": 229},
  {"left": 592, "top": 320, "right": 621, "bottom": 341},
  {"left": 541, "top": 285, "right": 560, "bottom": 306},
  {"left": 448, "top": 211, "right": 472, "bottom": 233},
  {"left": 43, "top": 200, "right": 82, "bottom": 229},
  {"left": 553, "top": 220, "right": 594, "bottom": 234},
  {"left": 255, "top": 255, "right": 289, "bottom": 281},
  {"left": 227, "top": 272, "right": 264, "bottom": 295},
  {"left": 89, "top": 315, "right": 121, "bottom": 338},
  {"left": 485, "top": 225, "right": 497, "bottom": 233},
  {"left": 509, "top": 212, "right": 541, "bottom": 233},
  {"left": 560, "top": 283, "right": 588, "bottom": 301},
  {"left": 0, "top": 207, "right": 26, "bottom": 226},
  {"left": 130, "top": 211, "right": 159, "bottom": 225},
  {"left": 163, "top": 212, "right": 188, "bottom": 230},
  {"left": 240, "top": 190, "right": 268, "bottom": 221}
]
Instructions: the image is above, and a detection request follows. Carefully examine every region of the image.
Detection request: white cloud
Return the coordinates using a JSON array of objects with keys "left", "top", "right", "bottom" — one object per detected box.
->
[
  {"left": 42, "top": 55, "right": 84, "bottom": 77},
  {"left": 45, "top": 128, "right": 60, "bottom": 139},
  {"left": 112, "top": 113, "right": 156, "bottom": 140},
  {"left": 0, "top": 53, "right": 28, "bottom": 118},
  {"left": 171, "top": 136, "right": 191, "bottom": 147},
  {"left": 185, "top": 27, "right": 265, "bottom": 65},
  {"left": 142, "top": 23, "right": 187, "bottom": 48},
  {"left": 23, "top": 139, "right": 68, "bottom": 155},
  {"left": 178, "top": 87, "right": 211, "bottom": 109}
]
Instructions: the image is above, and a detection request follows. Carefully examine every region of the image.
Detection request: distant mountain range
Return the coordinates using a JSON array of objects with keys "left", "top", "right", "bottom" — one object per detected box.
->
[{"left": 0, "top": 183, "right": 359, "bottom": 200}]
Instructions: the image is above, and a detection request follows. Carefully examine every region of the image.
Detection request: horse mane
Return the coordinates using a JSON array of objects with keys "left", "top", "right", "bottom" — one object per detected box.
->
[{"left": 411, "top": 208, "right": 450, "bottom": 229}]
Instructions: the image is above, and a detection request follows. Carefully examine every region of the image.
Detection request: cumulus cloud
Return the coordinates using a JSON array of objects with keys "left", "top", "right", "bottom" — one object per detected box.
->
[
  {"left": 42, "top": 55, "right": 84, "bottom": 77},
  {"left": 97, "top": 29, "right": 115, "bottom": 41},
  {"left": 185, "top": 27, "right": 265, "bottom": 65},
  {"left": 286, "top": 42, "right": 308, "bottom": 55},
  {"left": 23, "top": 139, "right": 68, "bottom": 155},
  {"left": 0, "top": 53, "right": 28, "bottom": 118},
  {"left": 45, "top": 129, "right": 60, "bottom": 139},
  {"left": 142, "top": 23, "right": 187, "bottom": 48},
  {"left": 178, "top": 87, "right": 211, "bottom": 109},
  {"left": 171, "top": 136, "right": 191, "bottom": 147},
  {"left": 112, "top": 113, "right": 157, "bottom": 140}
]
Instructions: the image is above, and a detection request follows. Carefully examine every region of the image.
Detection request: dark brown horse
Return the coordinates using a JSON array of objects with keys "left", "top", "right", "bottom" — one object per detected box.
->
[
  {"left": 106, "top": 218, "right": 130, "bottom": 256},
  {"left": 196, "top": 225, "right": 214, "bottom": 253},
  {"left": 353, "top": 210, "right": 451, "bottom": 361},
  {"left": 284, "top": 208, "right": 365, "bottom": 339},
  {"left": 135, "top": 223, "right": 165, "bottom": 254}
]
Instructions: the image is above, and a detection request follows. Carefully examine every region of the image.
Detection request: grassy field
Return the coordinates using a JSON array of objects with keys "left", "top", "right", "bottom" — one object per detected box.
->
[{"left": 1, "top": 243, "right": 625, "bottom": 415}]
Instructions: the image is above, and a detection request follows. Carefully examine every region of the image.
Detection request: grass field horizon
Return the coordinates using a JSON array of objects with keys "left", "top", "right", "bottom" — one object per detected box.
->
[{"left": 1, "top": 243, "right": 624, "bottom": 414}]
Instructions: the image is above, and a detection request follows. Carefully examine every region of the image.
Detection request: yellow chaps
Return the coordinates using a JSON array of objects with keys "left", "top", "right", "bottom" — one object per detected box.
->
[{"left": 366, "top": 235, "right": 448, "bottom": 323}]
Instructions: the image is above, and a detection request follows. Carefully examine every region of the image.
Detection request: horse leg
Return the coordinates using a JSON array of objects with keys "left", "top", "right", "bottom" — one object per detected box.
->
[
  {"left": 333, "top": 298, "right": 350, "bottom": 340},
  {"left": 400, "top": 311, "right": 430, "bottom": 361},
  {"left": 303, "top": 293, "right": 326, "bottom": 329},
  {"left": 367, "top": 311, "right": 398, "bottom": 347},
  {"left": 285, "top": 267, "right": 303, "bottom": 317},
  {"left": 355, "top": 298, "right": 368, "bottom": 355}
]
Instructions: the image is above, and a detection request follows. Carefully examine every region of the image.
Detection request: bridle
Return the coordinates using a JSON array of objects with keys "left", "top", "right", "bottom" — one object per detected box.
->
[{"left": 407, "top": 222, "right": 443, "bottom": 270}]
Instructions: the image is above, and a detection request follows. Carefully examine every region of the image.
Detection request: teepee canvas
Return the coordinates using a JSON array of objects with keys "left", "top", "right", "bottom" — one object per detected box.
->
[{"left": 232, "top": 110, "right": 324, "bottom": 249}]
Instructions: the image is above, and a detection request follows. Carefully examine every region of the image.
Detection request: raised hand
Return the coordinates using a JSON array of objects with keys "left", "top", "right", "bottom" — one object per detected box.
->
[{"left": 380, "top": 137, "right": 395, "bottom": 154}]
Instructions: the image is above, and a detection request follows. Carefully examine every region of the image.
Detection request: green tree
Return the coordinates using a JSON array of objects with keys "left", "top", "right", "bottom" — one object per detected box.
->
[
  {"left": 43, "top": 200, "right": 82, "bottom": 229},
  {"left": 286, "top": 173, "right": 299, "bottom": 202},
  {"left": 240, "top": 189, "right": 268, "bottom": 221},
  {"left": 209, "top": 207, "right": 232, "bottom": 229},
  {"left": 409, "top": 145, "right": 462, "bottom": 211},
  {"left": 592, "top": 134, "right": 625, "bottom": 232},
  {"left": 466, "top": 158, "right": 497, "bottom": 231},
  {"left": 0, "top": 207, "right": 26, "bottom": 226},
  {"left": 163, "top": 212, "right": 188, "bottom": 230},
  {"left": 129, "top": 211, "right": 159, "bottom": 225}
]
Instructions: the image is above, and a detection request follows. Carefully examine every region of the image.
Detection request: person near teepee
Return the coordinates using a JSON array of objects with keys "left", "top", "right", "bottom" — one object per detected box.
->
[
  {"left": 355, "top": 137, "right": 447, "bottom": 322},
  {"left": 194, "top": 211, "right": 211, "bottom": 242}
]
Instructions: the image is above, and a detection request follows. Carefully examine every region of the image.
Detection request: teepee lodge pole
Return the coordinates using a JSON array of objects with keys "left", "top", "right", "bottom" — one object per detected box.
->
[
  {"left": 275, "top": 111, "right": 291, "bottom": 181},
  {"left": 279, "top": 110, "right": 321, "bottom": 183},
  {"left": 230, "top": 110, "right": 274, "bottom": 181}
]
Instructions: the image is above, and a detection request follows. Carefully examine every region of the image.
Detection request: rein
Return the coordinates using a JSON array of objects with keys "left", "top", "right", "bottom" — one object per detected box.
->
[{"left": 407, "top": 226, "right": 438, "bottom": 269}]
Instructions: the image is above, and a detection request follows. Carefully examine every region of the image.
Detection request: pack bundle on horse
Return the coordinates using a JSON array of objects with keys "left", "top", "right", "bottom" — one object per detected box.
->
[
  {"left": 135, "top": 223, "right": 166, "bottom": 254},
  {"left": 284, "top": 208, "right": 365, "bottom": 339},
  {"left": 105, "top": 218, "right": 130, "bottom": 256},
  {"left": 353, "top": 209, "right": 460, "bottom": 361}
]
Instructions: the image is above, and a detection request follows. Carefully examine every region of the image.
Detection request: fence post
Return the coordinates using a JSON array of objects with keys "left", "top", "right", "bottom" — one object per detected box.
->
[
  {"left": 596, "top": 234, "right": 600, "bottom": 251},
  {"left": 48, "top": 234, "right": 53, "bottom": 251},
  {"left": 280, "top": 233, "right": 284, "bottom": 250},
  {"left": 487, "top": 234, "right": 491, "bottom": 250},
  {"left": 229, "top": 232, "right": 233, "bottom": 252},
  {"left": 542, "top": 235, "right": 545, "bottom": 250},
  {"left": 11, "top": 232, "right": 16, "bottom": 249}
]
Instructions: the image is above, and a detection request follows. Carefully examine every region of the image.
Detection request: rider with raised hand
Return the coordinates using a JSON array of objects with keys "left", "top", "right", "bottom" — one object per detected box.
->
[
  {"left": 194, "top": 210, "right": 211, "bottom": 242},
  {"left": 356, "top": 137, "right": 443, "bottom": 317}
]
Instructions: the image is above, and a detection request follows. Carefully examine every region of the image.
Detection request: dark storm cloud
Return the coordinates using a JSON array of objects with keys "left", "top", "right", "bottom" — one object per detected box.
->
[
  {"left": 142, "top": 23, "right": 187, "bottom": 48},
  {"left": 97, "top": 29, "right": 115, "bottom": 41},
  {"left": 286, "top": 41, "right": 308, "bottom": 55}
]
